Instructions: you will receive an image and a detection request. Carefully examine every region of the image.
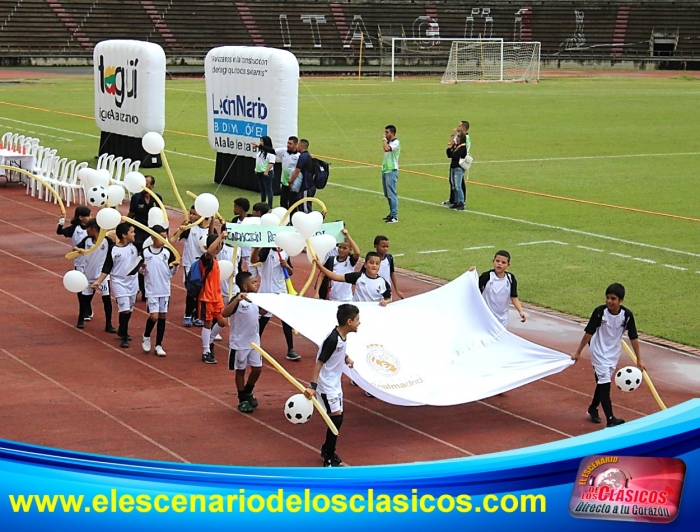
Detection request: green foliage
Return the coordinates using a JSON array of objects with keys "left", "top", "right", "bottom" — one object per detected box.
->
[{"left": 2, "top": 74, "right": 699, "bottom": 345}]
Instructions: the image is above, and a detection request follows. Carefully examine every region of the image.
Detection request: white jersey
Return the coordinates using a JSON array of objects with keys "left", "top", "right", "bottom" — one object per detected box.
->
[
  {"left": 259, "top": 248, "right": 289, "bottom": 294},
  {"left": 142, "top": 246, "right": 176, "bottom": 298},
  {"left": 103, "top": 242, "right": 140, "bottom": 298},
  {"left": 585, "top": 305, "right": 638, "bottom": 369},
  {"left": 228, "top": 299, "right": 261, "bottom": 350},
  {"left": 378, "top": 254, "right": 395, "bottom": 287},
  {"left": 316, "top": 329, "right": 347, "bottom": 395},
  {"left": 217, "top": 245, "right": 241, "bottom": 301},
  {"left": 181, "top": 224, "right": 209, "bottom": 274},
  {"left": 275, "top": 147, "right": 300, "bottom": 186},
  {"left": 479, "top": 270, "right": 518, "bottom": 327},
  {"left": 345, "top": 271, "right": 391, "bottom": 303},
  {"left": 255, "top": 151, "right": 276, "bottom": 173},
  {"left": 325, "top": 255, "right": 357, "bottom": 302},
  {"left": 78, "top": 236, "right": 110, "bottom": 283},
  {"left": 72, "top": 226, "right": 88, "bottom": 272}
]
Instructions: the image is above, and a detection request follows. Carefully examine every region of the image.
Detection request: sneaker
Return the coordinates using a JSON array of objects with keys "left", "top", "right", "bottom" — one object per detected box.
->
[
  {"left": 105, "top": 325, "right": 117, "bottom": 334},
  {"left": 441, "top": 199, "right": 453, "bottom": 206},
  {"left": 84, "top": 312, "right": 93, "bottom": 322},
  {"left": 193, "top": 319, "right": 204, "bottom": 327},
  {"left": 213, "top": 334, "right": 222, "bottom": 341},
  {"left": 365, "top": 391, "right": 375, "bottom": 398},
  {"left": 238, "top": 400, "right": 254, "bottom": 413},
  {"left": 201, "top": 352, "right": 217, "bottom": 364},
  {"left": 453, "top": 204, "right": 465, "bottom": 211},
  {"left": 350, "top": 380, "right": 358, "bottom": 386},
  {"left": 141, "top": 336, "right": 151, "bottom": 353},
  {"left": 183, "top": 316, "right": 193, "bottom": 327},
  {"left": 587, "top": 406, "right": 602, "bottom": 424},
  {"left": 246, "top": 393, "right": 259, "bottom": 408},
  {"left": 321, "top": 448, "right": 343, "bottom": 465},
  {"left": 286, "top": 349, "right": 301, "bottom": 361},
  {"left": 120, "top": 337, "right": 130, "bottom": 349},
  {"left": 607, "top": 417, "right": 625, "bottom": 427},
  {"left": 323, "top": 459, "right": 345, "bottom": 467},
  {"left": 385, "top": 216, "right": 398, "bottom": 224},
  {"left": 209, "top": 343, "right": 215, "bottom": 358},
  {"left": 76, "top": 319, "right": 85, "bottom": 330},
  {"left": 154, "top": 345, "right": 167, "bottom": 357},
  {"left": 382, "top": 215, "right": 391, "bottom": 221}
]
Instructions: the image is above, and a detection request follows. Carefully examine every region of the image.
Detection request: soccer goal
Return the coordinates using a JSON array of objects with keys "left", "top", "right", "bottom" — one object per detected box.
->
[
  {"left": 441, "top": 40, "right": 541, "bottom": 83},
  {"left": 380, "top": 37, "right": 504, "bottom": 81}
]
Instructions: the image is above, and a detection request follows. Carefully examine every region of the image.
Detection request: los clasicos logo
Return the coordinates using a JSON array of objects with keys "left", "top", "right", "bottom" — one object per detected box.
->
[
  {"left": 569, "top": 455, "right": 685, "bottom": 523},
  {"left": 97, "top": 55, "right": 138, "bottom": 108}
]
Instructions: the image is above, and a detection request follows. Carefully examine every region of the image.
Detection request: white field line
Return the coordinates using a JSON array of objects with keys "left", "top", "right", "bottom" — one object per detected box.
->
[
  {"left": 577, "top": 246, "right": 604, "bottom": 252},
  {"left": 417, "top": 249, "right": 449, "bottom": 254},
  {"left": 610, "top": 252, "right": 633, "bottom": 258},
  {"left": 633, "top": 257, "right": 657, "bottom": 264},
  {"left": 0, "top": 122, "right": 72, "bottom": 142},
  {"left": 464, "top": 246, "right": 495, "bottom": 251},
  {"left": 518, "top": 240, "right": 568, "bottom": 246},
  {"left": 664, "top": 264, "right": 688, "bottom": 271}
]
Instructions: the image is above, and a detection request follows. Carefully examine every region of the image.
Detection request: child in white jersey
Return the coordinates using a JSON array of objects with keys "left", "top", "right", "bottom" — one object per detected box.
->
[
  {"left": 571, "top": 283, "right": 645, "bottom": 428},
  {"left": 176, "top": 206, "right": 211, "bottom": 327},
  {"left": 231, "top": 197, "right": 253, "bottom": 276},
  {"left": 314, "top": 228, "right": 360, "bottom": 301},
  {"left": 304, "top": 304, "right": 359, "bottom": 467},
  {"left": 93, "top": 222, "right": 140, "bottom": 349},
  {"left": 223, "top": 271, "right": 267, "bottom": 413},
  {"left": 58, "top": 205, "right": 92, "bottom": 320},
  {"left": 315, "top": 252, "right": 391, "bottom": 306},
  {"left": 140, "top": 225, "right": 178, "bottom": 356},
  {"left": 374, "top": 235, "right": 405, "bottom": 300},
  {"left": 74, "top": 218, "right": 114, "bottom": 332},
  {"left": 470, "top": 250, "right": 526, "bottom": 327},
  {"left": 251, "top": 245, "right": 300, "bottom": 361}
]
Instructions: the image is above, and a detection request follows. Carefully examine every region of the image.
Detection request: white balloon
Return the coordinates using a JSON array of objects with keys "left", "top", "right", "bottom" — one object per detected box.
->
[
  {"left": 142, "top": 132, "right": 165, "bottom": 155},
  {"left": 148, "top": 207, "right": 166, "bottom": 227},
  {"left": 143, "top": 236, "right": 154, "bottom": 248},
  {"left": 306, "top": 234, "right": 337, "bottom": 263},
  {"left": 96, "top": 207, "right": 122, "bottom": 230},
  {"left": 77, "top": 167, "right": 95, "bottom": 186},
  {"left": 63, "top": 270, "right": 88, "bottom": 293},
  {"left": 86, "top": 186, "right": 107, "bottom": 207},
  {"left": 194, "top": 193, "right": 219, "bottom": 218},
  {"left": 218, "top": 260, "right": 234, "bottom": 281},
  {"left": 292, "top": 211, "right": 323, "bottom": 239},
  {"left": 275, "top": 232, "right": 306, "bottom": 257},
  {"left": 271, "top": 207, "right": 288, "bottom": 223},
  {"left": 123, "top": 172, "right": 146, "bottom": 194},
  {"left": 93, "top": 169, "right": 111, "bottom": 188},
  {"left": 106, "top": 184, "right": 125, "bottom": 206},
  {"left": 241, "top": 216, "right": 261, "bottom": 225},
  {"left": 259, "top": 213, "right": 281, "bottom": 226}
]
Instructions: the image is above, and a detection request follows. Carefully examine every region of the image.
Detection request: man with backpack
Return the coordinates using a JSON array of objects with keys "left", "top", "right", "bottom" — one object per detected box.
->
[{"left": 289, "top": 139, "right": 318, "bottom": 214}]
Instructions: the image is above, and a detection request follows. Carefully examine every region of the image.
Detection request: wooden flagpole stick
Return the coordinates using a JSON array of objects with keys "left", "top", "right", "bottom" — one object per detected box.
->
[
  {"left": 622, "top": 340, "right": 667, "bottom": 410},
  {"left": 159, "top": 150, "right": 189, "bottom": 218},
  {"left": 250, "top": 342, "right": 338, "bottom": 435}
]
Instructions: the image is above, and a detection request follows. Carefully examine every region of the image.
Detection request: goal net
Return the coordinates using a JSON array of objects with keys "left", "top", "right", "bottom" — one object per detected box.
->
[
  {"left": 441, "top": 41, "right": 541, "bottom": 83},
  {"left": 379, "top": 37, "right": 503, "bottom": 80}
]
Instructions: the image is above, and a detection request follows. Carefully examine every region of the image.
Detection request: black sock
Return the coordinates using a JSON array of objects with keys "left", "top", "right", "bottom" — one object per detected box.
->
[
  {"left": 118, "top": 312, "right": 131, "bottom": 338},
  {"left": 144, "top": 318, "right": 156, "bottom": 338},
  {"left": 185, "top": 295, "right": 197, "bottom": 318},
  {"left": 77, "top": 293, "right": 89, "bottom": 322},
  {"left": 323, "top": 414, "right": 344, "bottom": 458},
  {"left": 155, "top": 318, "right": 166, "bottom": 346},
  {"left": 259, "top": 315, "right": 271, "bottom": 336},
  {"left": 102, "top": 295, "right": 112, "bottom": 326},
  {"left": 237, "top": 391, "right": 247, "bottom": 402},
  {"left": 597, "top": 382, "right": 614, "bottom": 419},
  {"left": 282, "top": 321, "right": 294, "bottom": 350},
  {"left": 243, "top": 383, "right": 254, "bottom": 395}
]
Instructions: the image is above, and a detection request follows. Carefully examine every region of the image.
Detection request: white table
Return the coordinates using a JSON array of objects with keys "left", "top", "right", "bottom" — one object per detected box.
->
[{"left": 0, "top": 149, "right": 36, "bottom": 186}]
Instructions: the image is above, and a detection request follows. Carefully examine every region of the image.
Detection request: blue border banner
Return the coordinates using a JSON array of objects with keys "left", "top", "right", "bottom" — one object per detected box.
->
[{"left": 2, "top": 400, "right": 699, "bottom": 531}]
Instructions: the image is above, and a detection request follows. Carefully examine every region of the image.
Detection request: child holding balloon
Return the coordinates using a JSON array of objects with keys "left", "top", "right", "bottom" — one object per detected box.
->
[
  {"left": 199, "top": 229, "right": 229, "bottom": 364},
  {"left": 177, "top": 206, "right": 211, "bottom": 327},
  {"left": 73, "top": 219, "right": 114, "bottom": 332},
  {"left": 58, "top": 205, "right": 92, "bottom": 319}
]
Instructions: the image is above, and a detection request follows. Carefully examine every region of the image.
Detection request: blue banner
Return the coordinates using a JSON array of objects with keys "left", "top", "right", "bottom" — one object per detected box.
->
[{"left": 2, "top": 399, "right": 699, "bottom": 530}]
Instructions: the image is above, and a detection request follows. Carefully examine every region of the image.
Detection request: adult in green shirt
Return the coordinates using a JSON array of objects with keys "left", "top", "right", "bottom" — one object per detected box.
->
[{"left": 381, "top": 125, "right": 401, "bottom": 223}]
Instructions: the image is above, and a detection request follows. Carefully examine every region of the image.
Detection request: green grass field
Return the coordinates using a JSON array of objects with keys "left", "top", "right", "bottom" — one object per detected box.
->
[{"left": 2, "top": 73, "right": 700, "bottom": 346}]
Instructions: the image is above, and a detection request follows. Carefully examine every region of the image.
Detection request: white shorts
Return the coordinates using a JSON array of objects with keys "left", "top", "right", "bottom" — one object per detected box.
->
[
  {"left": 228, "top": 348, "right": 262, "bottom": 371},
  {"left": 147, "top": 296, "right": 170, "bottom": 314},
  {"left": 319, "top": 391, "right": 343, "bottom": 415},
  {"left": 594, "top": 364, "right": 616, "bottom": 385},
  {"left": 116, "top": 295, "right": 137, "bottom": 313},
  {"left": 82, "top": 277, "right": 110, "bottom": 297}
]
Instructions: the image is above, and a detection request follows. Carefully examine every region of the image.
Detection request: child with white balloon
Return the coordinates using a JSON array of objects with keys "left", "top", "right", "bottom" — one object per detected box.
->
[
  {"left": 57, "top": 205, "right": 92, "bottom": 319},
  {"left": 139, "top": 225, "right": 178, "bottom": 357},
  {"left": 73, "top": 218, "right": 115, "bottom": 332},
  {"left": 177, "top": 206, "right": 211, "bottom": 327},
  {"left": 313, "top": 228, "right": 361, "bottom": 302},
  {"left": 92, "top": 222, "right": 141, "bottom": 349},
  {"left": 304, "top": 303, "right": 359, "bottom": 467},
  {"left": 198, "top": 229, "right": 229, "bottom": 364},
  {"left": 222, "top": 271, "right": 268, "bottom": 413}
]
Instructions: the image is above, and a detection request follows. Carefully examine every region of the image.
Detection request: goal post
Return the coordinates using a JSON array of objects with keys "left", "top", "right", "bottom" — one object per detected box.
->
[
  {"left": 380, "top": 37, "right": 504, "bottom": 81},
  {"left": 441, "top": 40, "right": 541, "bottom": 83}
]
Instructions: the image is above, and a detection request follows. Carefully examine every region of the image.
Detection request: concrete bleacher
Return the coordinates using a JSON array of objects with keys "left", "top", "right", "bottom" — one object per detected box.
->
[{"left": 1, "top": 1, "right": 700, "bottom": 67}]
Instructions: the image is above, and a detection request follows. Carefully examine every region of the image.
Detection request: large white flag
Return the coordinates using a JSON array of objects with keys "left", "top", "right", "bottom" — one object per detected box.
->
[{"left": 248, "top": 270, "right": 573, "bottom": 406}]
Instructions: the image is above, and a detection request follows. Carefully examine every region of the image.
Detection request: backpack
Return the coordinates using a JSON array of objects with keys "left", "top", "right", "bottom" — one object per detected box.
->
[
  {"left": 311, "top": 157, "right": 331, "bottom": 189},
  {"left": 185, "top": 258, "right": 212, "bottom": 299}
]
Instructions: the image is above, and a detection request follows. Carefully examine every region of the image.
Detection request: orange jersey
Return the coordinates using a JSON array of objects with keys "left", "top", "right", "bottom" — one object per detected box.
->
[{"left": 198, "top": 257, "right": 222, "bottom": 303}]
